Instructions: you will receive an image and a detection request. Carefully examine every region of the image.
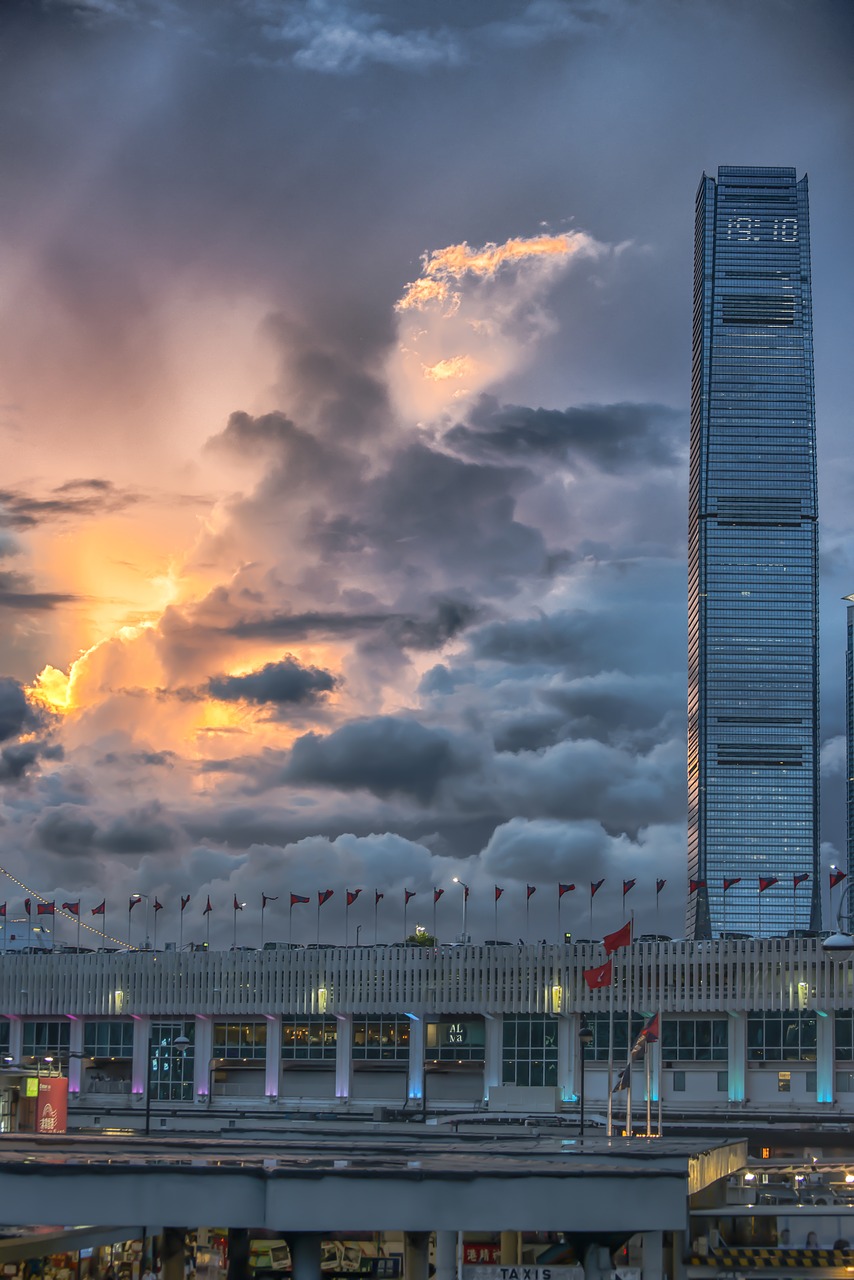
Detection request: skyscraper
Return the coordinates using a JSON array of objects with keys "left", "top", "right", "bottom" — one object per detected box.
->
[{"left": 688, "top": 166, "right": 820, "bottom": 939}]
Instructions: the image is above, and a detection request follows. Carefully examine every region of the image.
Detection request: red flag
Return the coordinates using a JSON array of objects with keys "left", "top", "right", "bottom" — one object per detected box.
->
[
  {"left": 723, "top": 877, "right": 741, "bottom": 892},
  {"left": 793, "top": 873, "right": 809, "bottom": 888},
  {"left": 493, "top": 885, "right": 503, "bottom": 903},
  {"left": 831, "top": 868, "right": 847, "bottom": 890},
  {"left": 0, "top": 903, "right": 6, "bottom": 918},
  {"left": 656, "top": 878, "right": 666, "bottom": 895},
  {"left": 290, "top": 893, "right": 310, "bottom": 906},
  {"left": 91, "top": 900, "right": 105, "bottom": 916},
  {"left": 526, "top": 885, "right": 536, "bottom": 900},
  {"left": 622, "top": 879, "right": 636, "bottom": 897},
  {"left": 181, "top": 894, "right": 191, "bottom": 912},
  {"left": 558, "top": 883, "right": 575, "bottom": 898},
  {"left": 603, "top": 920, "right": 632, "bottom": 954},
  {"left": 203, "top": 896, "right": 212, "bottom": 915},
  {"left": 262, "top": 894, "right": 278, "bottom": 908},
  {"left": 640, "top": 1012, "right": 660, "bottom": 1043},
  {"left": 434, "top": 888, "right": 444, "bottom": 904},
  {"left": 153, "top": 899, "right": 163, "bottom": 912},
  {"left": 583, "top": 958, "right": 613, "bottom": 990},
  {"left": 61, "top": 901, "right": 79, "bottom": 916},
  {"left": 404, "top": 889, "right": 416, "bottom": 905},
  {"left": 375, "top": 890, "right": 384, "bottom": 905},
  {"left": 37, "top": 902, "right": 55, "bottom": 916},
  {"left": 590, "top": 879, "right": 604, "bottom": 898},
  {"left": 129, "top": 895, "right": 142, "bottom": 912},
  {"left": 346, "top": 889, "right": 362, "bottom": 907},
  {"left": 613, "top": 1064, "right": 631, "bottom": 1092},
  {"left": 759, "top": 876, "right": 779, "bottom": 894},
  {"left": 318, "top": 889, "right": 333, "bottom": 906},
  {"left": 689, "top": 879, "right": 705, "bottom": 894},
  {"left": 233, "top": 895, "right": 243, "bottom": 911},
  {"left": 24, "top": 898, "right": 31, "bottom": 916}
]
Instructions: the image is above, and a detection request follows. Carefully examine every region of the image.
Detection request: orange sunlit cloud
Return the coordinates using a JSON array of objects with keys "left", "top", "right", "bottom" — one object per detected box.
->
[{"left": 390, "top": 230, "right": 610, "bottom": 420}]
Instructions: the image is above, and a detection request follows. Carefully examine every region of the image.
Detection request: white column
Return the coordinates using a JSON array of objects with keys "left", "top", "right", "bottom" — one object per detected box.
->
[
  {"left": 8, "top": 1018, "right": 23, "bottom": 1065},
  {"left": 559, "top": 1015, "right": 573, "bottom": 1102},
  {"left": 194, "top": 1015, "right": 213, "bottom": 1103},
  {"left": 434, "top": 1233, "right": 456, "bottom": 1280},
  {"left": 404, "top": 1234, "right": 430, "bottom": 1280},
  {"left": 266, "top": 1015, "right": 281, "bottom": 1100},
  {"left": 816, "top": 1012, "right": 834, "bottom": 1104},
  {"left": 641, "top": 1231, "right": 663, "bottom": 1280},
  {"left": 67, "top": 1017, "right": 84, "bottom": 1095},
  {"left": 483, "top": 1014, "right": 502, "bottom": 1101},
  {"left": 407, "top": 1015, "right": 425, "bottom": 1105},
  {"left": 131, "top": 1015, "right": 150, "bottom": 1098},
  {"left": 335, "top": 1014, "right": 352, "bottom": 1101},
  {"left": 728, "top": 1011, "right": 746, "bottom": 1103}
]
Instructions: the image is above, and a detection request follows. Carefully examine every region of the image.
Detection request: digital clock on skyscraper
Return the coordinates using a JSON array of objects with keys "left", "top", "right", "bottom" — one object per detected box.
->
[{"left": 725, "top": 216, "right": 798, "bottom": 242}]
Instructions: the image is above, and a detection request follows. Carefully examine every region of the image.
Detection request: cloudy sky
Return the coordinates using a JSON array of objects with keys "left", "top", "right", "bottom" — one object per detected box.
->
[{"left": 0, "top": 0, "right": 852, "bottom": 948}]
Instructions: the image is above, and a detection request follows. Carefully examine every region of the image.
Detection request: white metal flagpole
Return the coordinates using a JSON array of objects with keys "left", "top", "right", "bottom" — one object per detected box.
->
[{"left": 606, "top": 962, "right": 615, "bottom": 1139}]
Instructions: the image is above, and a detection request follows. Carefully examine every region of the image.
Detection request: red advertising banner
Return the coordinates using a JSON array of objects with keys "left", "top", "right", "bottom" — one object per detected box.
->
[
  {"left": 36, "top": 1077, "right": 68, "bottom": 1135},
  {"left": 463, "top": 1246, "right": 501, "bottom": 1265}
]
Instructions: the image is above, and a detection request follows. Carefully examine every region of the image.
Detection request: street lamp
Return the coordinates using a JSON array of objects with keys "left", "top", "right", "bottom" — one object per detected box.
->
[
  {"left": 578, "top": 1017, "right": 593, "bottom": 1138},
  {"left": 452, "top": 877, "right": 469, "bottom": 941},
  {"left": 822, "top": 881, "right": 854, "bottom": 956},
  {"left": 144, "top": 1033, "right": 191, "bottom": 1136}
]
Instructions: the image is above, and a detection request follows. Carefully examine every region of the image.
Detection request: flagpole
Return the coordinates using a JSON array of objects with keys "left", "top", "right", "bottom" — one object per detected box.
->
[
  {"left": 261, "top": 900, "right": 265, "bottom": 950},
  {"left": 153, "top": 909, "right": 157, "bottom": 951},
  {"left": 606, "top": 963, "right": 615, "bottom": 1139},
  {"left": 758, "top": 885, "right": 762, "bottom": 938},
  {"left": 589, "top": 892, "right": 593, "bottom": 937},
  {"left": 103, "top": 905, "right": 106, "bottom": 948},
  {"left": 77, "top": 912, "right": 80, "bottom": 953},
  {"left": 626, "top": 938, "right": 633, "bottom": 1139},
  {"left": 345, "top": 900, "right": 350, "bottom": 947},
  {"left": 433, "top": 894, "right": 438, "bottom": 942},
  {"left": 316, "top": 899, "right": 321, "bottom": 946},
  {"left": 403, "top": 894, "right": 408, "bottom": 943},
  {"left": 180, "top": 904, "right": 184, "bottom": 952},
  {"left": 526, "top": 893, "right": 530, "bottom": 943},
  {"left": 792, "top": 877, "right": 796, "bottom": 934},
  {"left": 723, "top": 881, "right": 727, "bottom": 938},
  {"left": 495, "top": 893, "right": 498, "bottom": 940},
  {"left": 206, "top": 907, "right": 210, "bottom": 950},
  {"left": 375, "top": 894, "right": 379, "bottom": 945},
  {"left": 646, "top": 1044, "right": 652, "bottom": 1138}
]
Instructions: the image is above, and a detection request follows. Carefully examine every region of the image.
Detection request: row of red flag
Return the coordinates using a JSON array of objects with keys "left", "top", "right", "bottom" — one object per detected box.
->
[{"left": 3, "top": 868, "right": 845, "bottom": 922}]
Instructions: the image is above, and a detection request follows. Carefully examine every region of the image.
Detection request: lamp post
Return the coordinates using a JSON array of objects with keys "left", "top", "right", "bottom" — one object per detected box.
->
[
  {"left": 144, "top": 1032, "right": 190, "bottom": 1136},
  {"left": 578, "top": 1017, "right": 593, "bottom": 1138},
  {"left": 452, "top": 877, "right": 469, "bottom": 941},
  {"left": 822, "top": 882, "right": 854, "bottom": 957}
]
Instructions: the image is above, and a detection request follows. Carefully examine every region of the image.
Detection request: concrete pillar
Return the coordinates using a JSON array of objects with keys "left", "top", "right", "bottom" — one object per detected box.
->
[
  {"left": 7, "top": 1018, "right": 22, "bottom": 1065},
  {"left": 559, "top": 1015, "right": 572, "bottom": 1102},
  {"left": 407, "top": 1015, "right": 425, "bottom": 1106},
  {"left": 670, "top": 1230, "right": 687, "bottom": 1280},
  {"left": 582, "top": 1245, "right": 611, "bottom": 1280},
  {"left": 484, "top": 1014, "right": 503, "bottom": 1102},
  {"left": 286, "top": 1234, "right": 323, "bottom": 1280},
  {"left": 404, "top": 1232, "right": 430, "bottom": 1280},
  {"left": 266, "top": 1014, "right": 281, "bottom": 1100},
  {"left": 727, "top": 1011, "right": 746, "bottom": 1104},
  {"left": 641, "top": 1231, "right": 663, "bottom": 1280},
  {"left": 160, "top": 1228, "right": 186, "bottom": 1280},
  {"left": 434, "top": 1232, "right": 457, "bottom": 1280},
  {"left": 335, "top": 1015, "right": 352, "bottom": 1101},
  {"left": 67, "top": 1017, "right": 84, "bottom": 1096},
  {"left": 131, "top": 1016, "right": 150, "bottom": 1099},
  {"left": 227, "top": 1229, "right": 251, "bottom": 1280},
  {"left": 194, "top": 1016, "right": 213, "bottom": 1103},
  {"left": 816, "top": 1013, "right": 834, "bottom": 1104},
  {"left": 499, "top": 1233, "right": 520, "bottom": 1265}
]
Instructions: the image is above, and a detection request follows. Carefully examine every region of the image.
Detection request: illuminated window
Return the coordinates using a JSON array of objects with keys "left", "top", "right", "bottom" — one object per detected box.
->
[
  {"left": 502, "top": 1016, "right": 558, "bottom": 1086},
  {"left": 212, "top": 1021, "right": 267, "bottom": 1060},
  {"left": 281, "top": 1018, "right": 337, "bottom": 1061},
  {"left": 352, "top": 1017, "right": 410, "bottom": 1061},
  {"left": 83, "top": 1021, "right": 134, "bottom": 1059}
]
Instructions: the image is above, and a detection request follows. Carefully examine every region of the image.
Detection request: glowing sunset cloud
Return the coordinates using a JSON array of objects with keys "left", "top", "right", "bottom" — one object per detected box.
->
[
  {"left": 396, "top": 231, "right": 604, "bottom": 313},
  {"left": 391, "top": 230, "right": 610, "bottom": 419}
]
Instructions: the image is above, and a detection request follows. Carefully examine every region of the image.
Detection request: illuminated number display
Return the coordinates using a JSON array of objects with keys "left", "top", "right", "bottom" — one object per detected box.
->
[{"left": 725, "top": 216, "right": 798, "bottom": 242}]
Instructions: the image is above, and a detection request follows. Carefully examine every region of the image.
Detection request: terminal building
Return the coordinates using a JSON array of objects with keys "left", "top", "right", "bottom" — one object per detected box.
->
[{"left": 1, "top": 939, "right": 853, "bottom": 1130}]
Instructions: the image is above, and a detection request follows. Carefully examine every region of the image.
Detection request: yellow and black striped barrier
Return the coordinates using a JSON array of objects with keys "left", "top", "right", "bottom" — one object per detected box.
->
[{"left": 689, "top": 1247, "right": 852, "bottom": 1268}]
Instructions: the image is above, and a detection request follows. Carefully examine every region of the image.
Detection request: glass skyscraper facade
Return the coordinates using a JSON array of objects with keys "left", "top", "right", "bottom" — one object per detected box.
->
[
  {"left": 846, "top": 598, "right": 854, "bottom": 889},
  {"left": 688, "top": 166, "right": 820, "bottom": 939}
]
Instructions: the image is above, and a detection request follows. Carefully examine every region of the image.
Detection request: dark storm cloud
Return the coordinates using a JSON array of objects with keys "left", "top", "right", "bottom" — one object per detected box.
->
[
  {"left": 444, "top": 396, "right": 685, "bottom": 473},
  {"left": 470, "top": 608, "right": 627, "bottom": 671},
  {"left": 287, "top": 715, "right": 477, "bottom": 804},
  {"left": 0, "top": 677, "right": 44, "bottom": 741},
  {"left": 0, "top": 571, "right": 80, "bottom": 611},
  {"left": 0, "top": 479, "right": 140, "bottom": 529},
  {"left": 34, "top": 801, "right": 179, "bottom": 856},
  {"left": 0, "top": 741, "right": 41, "bottom": 782},
  {"left": 208, "top": 656, "right": 336, "bottom": 705}
]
